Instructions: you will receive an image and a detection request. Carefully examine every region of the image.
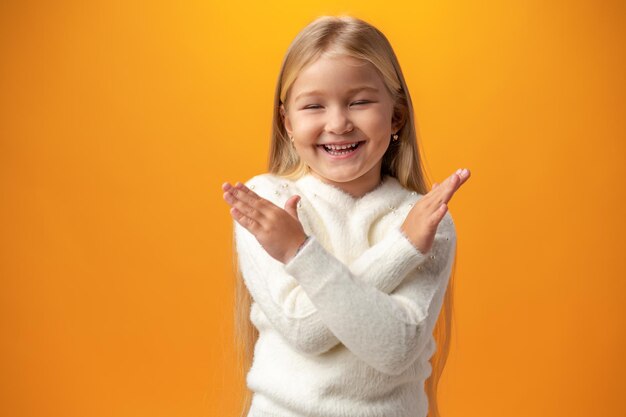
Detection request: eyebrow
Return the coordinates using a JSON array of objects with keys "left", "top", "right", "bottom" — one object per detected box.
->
[{"left": 294, "top": 85, "right": 380, "bottom": 102}]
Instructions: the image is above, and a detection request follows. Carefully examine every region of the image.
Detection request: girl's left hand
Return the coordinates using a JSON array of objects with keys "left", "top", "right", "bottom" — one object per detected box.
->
[{"left": 222, "top": 181, "right": 308, "bottom": 264}]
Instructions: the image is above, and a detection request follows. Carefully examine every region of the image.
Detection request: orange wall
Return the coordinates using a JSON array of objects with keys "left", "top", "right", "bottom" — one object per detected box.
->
[{"left": 1, "top": 1, "right": 624, "bottom": 416}]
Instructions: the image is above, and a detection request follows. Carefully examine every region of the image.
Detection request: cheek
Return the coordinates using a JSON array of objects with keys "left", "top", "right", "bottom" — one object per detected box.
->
[
  {"left": 292, "top": 117, "right": 321, "bottom": 137},
  {"left": 358, "top": 112, "right": 390, "bottom": 135},
  {"left": 361, "top": 105, "right": 392, "bottom": 124}
]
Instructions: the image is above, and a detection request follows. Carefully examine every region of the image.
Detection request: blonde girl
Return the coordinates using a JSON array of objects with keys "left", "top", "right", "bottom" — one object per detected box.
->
[{"left": 222, "top": 15, "right": 470, "bottom": 417}]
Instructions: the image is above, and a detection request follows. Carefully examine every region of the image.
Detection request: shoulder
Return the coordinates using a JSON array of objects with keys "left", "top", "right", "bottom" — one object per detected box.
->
[
  {"left": 242, "top": 173, "right": 296, "bottom": 205},
  {"left": 437, "top": 209, "right": 457, "bottom": 243},
  {"left": 243, "top": 172, "right": 283, "bottom": 187}
]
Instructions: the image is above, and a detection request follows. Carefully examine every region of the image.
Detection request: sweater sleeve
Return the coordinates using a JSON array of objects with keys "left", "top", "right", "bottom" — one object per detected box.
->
[
  {"left": 234, "top": 219, "right": 428, "bottom": 356},
  {"left": 283, "top": 212, "right": 457, "bottom": 376}
]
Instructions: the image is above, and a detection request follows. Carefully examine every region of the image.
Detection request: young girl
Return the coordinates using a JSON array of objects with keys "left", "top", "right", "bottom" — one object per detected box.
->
[{"left": 222, "top": 15, "right": 470, "bottom": 417}]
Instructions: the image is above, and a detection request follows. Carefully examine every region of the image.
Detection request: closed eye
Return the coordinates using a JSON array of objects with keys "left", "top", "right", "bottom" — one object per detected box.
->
[{"left": 302, "top": 101, "right": 374, "bottom": 110}]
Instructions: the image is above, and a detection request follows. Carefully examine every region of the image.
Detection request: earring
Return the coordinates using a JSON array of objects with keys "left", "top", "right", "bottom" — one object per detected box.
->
[
  {"left": 392, "top": 133, "right": 399, "bottom": 141},
  {"left": 290, "top": 136, "right": 294, "bottom": 143}
]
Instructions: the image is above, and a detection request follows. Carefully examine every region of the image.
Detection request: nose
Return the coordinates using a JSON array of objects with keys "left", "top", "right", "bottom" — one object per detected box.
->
[{"left": 325, "top": 106, "right": 354, "bottom": 135}]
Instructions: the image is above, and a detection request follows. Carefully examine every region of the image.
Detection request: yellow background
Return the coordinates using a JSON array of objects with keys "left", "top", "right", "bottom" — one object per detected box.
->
[{"left": 1, "top": 1, "right": 624, "bottom": 416}]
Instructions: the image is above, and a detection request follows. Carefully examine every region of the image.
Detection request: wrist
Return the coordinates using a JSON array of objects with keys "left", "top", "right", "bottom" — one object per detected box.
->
[
  {"left": 284, "top": 235, "right": 310, "bottom": 264},
  {"left": 399, "top": 226, "right": 426, "bottom": 254},
  {"left": 294, "top": 235, "right": 310, "bottom": 255}
]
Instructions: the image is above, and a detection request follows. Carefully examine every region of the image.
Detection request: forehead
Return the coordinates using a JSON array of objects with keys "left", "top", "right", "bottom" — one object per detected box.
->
[{"left": 290, "top": 55, "right": 387, "bottom": 101}]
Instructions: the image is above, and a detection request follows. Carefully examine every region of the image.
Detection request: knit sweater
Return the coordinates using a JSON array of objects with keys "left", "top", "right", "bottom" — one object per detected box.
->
[{"left": 234, "top": 171, "right": 457, "bottom": 417}]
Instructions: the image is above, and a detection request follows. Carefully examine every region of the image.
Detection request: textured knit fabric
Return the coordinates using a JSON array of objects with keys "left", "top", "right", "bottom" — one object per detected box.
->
[{"left": 234, "top": 172, "right": 457, "bottom": 417}]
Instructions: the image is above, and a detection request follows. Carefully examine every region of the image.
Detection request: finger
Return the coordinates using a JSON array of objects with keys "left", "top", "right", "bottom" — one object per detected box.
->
[
  {"left": 231, "top": 182, "right": 279, "bottom": 211},
  {"left": 426, "top": 168, "right": 470, "bottom": 207},
  {"left": 284, "top": 195, "right": 301, "bottom": 221},
  {"left": 223, "top": 182, "right": 270, "bottom": 219},
  {"left": 434, "top": 173, "right": 464, "bottom": 210},
  {"left": 229, "top": 206, "right": 262, "bottom": 234},
  {"left": 423, "top": 173, "right": 459, "bottom": 210},
  {"left": 223, "top": 189, "right": 267, "bottom": 225},
  {"left": 429, "top": 202, "right": 448, "bottom": 227},
  {"left": 437, "top": 168, "right": 471, "bottom": 207},
  {"left": 424, "top": 172, "right": 455, "bottom": 200},
  {"left": 453, "top": 168, "right": 471, "bottom": 188},
  {"left": 459, "top": 168, "right": 471, "bottom": 184},
  {"left": 441, "top": 168, "right": 471, "bottom": 201}
]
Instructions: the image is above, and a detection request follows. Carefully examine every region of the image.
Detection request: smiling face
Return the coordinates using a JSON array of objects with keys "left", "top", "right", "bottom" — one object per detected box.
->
[{"left": 281, "top": 54, "right": 400, "bottom": 196}]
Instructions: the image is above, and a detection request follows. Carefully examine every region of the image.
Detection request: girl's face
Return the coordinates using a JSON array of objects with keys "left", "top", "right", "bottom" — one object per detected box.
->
[{"left": 281, "top": 54, "right": 399, "bottom": 194}]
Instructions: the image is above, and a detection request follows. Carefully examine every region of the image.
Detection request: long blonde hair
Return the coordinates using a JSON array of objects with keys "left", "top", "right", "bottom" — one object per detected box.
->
[{"left": 232, "top": 15, "right": 458, "bottom": 417}]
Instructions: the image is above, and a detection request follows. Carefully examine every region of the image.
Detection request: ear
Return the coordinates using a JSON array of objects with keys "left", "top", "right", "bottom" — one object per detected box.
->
[
  {"left": 391, "top": 104, "right": 406, "bottom": 135},
  {"left": 391, "top": 120, "right": 402, "bottom": 136},
  {"left": 280, "top": 104, "right": 293, "bottom": 137}
]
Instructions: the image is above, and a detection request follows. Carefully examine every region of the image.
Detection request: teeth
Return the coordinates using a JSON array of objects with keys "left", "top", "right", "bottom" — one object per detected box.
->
[{"left": 323, "top": 142, "right": 359, "bottom": 150}]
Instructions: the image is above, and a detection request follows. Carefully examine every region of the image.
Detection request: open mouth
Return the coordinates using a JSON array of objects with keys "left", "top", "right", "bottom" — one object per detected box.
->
[{"left": 317, "top": 141, "right": 364, "bottom": 156}]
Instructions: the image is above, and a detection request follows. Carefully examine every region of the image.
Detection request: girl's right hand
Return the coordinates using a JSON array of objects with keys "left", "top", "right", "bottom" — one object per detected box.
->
[{"left": 400, "top": 168, "right": 471, "bottom": 254}]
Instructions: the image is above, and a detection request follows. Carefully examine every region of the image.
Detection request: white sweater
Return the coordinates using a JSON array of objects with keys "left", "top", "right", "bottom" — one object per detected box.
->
[{"left": 234, "top": 172, "right": 457, "bottom": 417}]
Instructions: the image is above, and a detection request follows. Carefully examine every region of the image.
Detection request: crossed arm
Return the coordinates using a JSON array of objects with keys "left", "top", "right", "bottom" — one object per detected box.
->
[
  {"left": 228, "top": 171, "right": 464, "bottom": 375},
  {"left": 235, "top": 218, "right": 430, "bottom": 353},
  {"left": 234, "top": 212, "right": 456, "bottom": 375}
]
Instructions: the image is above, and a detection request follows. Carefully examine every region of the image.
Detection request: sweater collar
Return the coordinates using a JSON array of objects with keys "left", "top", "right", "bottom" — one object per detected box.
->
[{"left": 295, "top": 172, "right": 404, "bottom": 210}]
